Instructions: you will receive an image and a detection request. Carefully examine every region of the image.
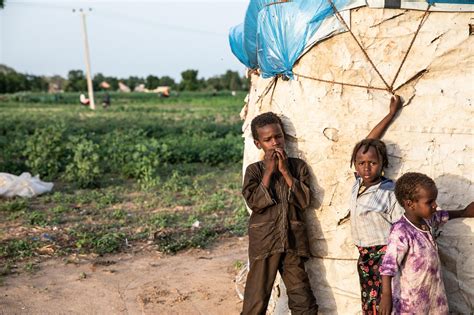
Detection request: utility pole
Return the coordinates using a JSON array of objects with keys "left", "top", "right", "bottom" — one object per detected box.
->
[{"left": 73, "top": 8, "right": 95, "bottom": 110}]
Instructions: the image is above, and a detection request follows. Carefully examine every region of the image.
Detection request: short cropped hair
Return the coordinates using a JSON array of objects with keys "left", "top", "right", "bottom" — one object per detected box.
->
[
  {"left": 251, "top": 112, "right": 284, "bottom": 140},
  {"left": 350, "top": 139, "right": 389, "bottom": 169},
  {"left": 395, "top": 172, "right": 437, "bottom": 205}
]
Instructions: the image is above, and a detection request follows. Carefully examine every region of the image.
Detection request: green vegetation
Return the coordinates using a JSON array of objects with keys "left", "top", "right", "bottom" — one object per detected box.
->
[
  {"left": 0, "top": 64, "right": 249, "bottom": 94},
  {"left": 0, "top": 92, "right": 249, "bottom": 275}
]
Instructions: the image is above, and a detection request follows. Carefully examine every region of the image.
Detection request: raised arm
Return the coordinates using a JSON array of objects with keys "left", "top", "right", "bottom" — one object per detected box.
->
[
  {"left": 366, "top": 95, "right": 402, "bottom": 140},
  {"left": 446, "top": 202, "right": 474, "bottom": 220}
]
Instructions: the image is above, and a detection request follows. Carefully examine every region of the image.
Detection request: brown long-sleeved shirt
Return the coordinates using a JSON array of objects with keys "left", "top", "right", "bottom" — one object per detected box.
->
[{"left": 242, "top": 157, "right": 312, "bottom": 261}]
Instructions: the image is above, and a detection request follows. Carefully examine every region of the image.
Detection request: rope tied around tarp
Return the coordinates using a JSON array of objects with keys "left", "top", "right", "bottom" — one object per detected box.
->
[
  {"left": 293, "top": 73, "right": 388, "bottom": 91},
  {"left": 248, "top": 3, "right": 432, "bottom": 105},
  {"left": 326, "top": 0, "right": 392, "bottom": 91},
  {"left": 294, "top": 2, "right": 431, "bottom": 94},
  {"left": 389, "top": 5, "right": 431, "bottom": 90}
]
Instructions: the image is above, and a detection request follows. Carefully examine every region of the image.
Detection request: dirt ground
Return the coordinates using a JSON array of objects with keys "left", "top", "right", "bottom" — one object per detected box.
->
[{"left": 0, "top": 236, "right": 248, "bottom": 315}]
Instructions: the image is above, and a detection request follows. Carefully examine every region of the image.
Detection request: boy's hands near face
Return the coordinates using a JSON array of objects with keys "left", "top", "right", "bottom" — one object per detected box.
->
[
  {"left": 275, "top": 148, "right": 294, "bottom": 188},
  {"left": 262, "top": 150, "right": 277, "bottom": 189},
  {"left": 275, "top": 148, "right": 289, "bottom": 174},
  {"left": 263, "top": 150, "right": 277, "bottom": 174}
]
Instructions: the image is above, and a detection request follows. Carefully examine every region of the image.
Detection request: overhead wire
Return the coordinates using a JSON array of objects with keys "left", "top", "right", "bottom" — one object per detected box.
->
[{"left": 7, "top": 0, "right": 228, "bottom": 37}]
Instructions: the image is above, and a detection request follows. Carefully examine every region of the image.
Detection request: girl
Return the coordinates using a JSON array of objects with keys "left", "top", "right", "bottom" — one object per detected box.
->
[
  {"left": 379, "top": 172, "right": 474, "bottom": 315},
  {"left": 350, "top": 95, "right": 403, "bottom": 314}
]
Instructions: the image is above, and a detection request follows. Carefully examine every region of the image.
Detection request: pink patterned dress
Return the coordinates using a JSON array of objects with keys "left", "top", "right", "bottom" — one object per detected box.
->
[{"left": 379, "top": 211, "right": 449, "bottom": 314}]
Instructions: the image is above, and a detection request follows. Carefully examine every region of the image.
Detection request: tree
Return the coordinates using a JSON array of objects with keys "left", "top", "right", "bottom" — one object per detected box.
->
[
  {"left": 180, "top": 69, "right": 200, "bottom": 91},
  {"left": 92, "top": 72, "right": 106, "bottom": 90},
  {"left": 205, "top": 76, "right": 223, "bottom": 91},
  {"left": 145, "top": 75, "right": 160, "bottom": 90},
  {"left": 25, "top": 74, "right": 48, "bottom": 92},
  {"left": 221, "top": 70, "right": 243, "bottom": 91},
  {"left": 0, "top": 0, "right": 4, "bottom": 9},
  {"left": 124, "top": 76, "right": 145, "bottom": 90},
  {"left": 105, "top": 76, "right": 119, "bottom": 90},
  {"left": 159, "top": 76, "right": 176, "bottom": 89},
  {"left": 65, "top": 70, "right": 87, "bottom": 92}
]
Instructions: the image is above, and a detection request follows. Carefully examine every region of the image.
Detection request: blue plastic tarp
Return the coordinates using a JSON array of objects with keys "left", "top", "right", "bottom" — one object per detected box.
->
[
  {"left": 229, "top": 23, "right": 251, "bottom": 68},
  {"left": 229, "top": 0, "right": 349, "bottom": 78},
  {"left": 229, "top": 0, "right": 472, "bottom": 79},
  {"left": 257, "top": 2, "right": 309, "bottom": 78},
  {"left": 243, "top": 0, "right": 276, "bottom": 69},
  {"left": 257, "top": 0, "right": 348, "bottom": 78}
]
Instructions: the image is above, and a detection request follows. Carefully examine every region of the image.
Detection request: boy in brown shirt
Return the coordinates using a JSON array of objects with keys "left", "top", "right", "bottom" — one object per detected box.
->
[{"left": 242, "top": 112, "right": 318, "bottom": 315}]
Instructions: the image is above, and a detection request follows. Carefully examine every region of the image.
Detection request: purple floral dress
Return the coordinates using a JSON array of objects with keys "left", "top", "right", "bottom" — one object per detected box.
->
[{"left": 379, "top": 211, "right": 449, "bottom": 314}]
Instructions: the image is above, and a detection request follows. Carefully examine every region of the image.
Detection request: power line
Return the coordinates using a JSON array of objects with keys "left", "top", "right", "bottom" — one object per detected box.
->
[
  {"left": 97, "top": 8, "right": 226, "bottom": 37},
  {"left": 8, "top": 1, "right": 227, "bottom": 37}
]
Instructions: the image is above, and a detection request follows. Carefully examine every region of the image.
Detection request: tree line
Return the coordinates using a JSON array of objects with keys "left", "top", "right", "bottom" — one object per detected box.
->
[{"left": 0, "top": 65, "right": 250, "bottom": 94}]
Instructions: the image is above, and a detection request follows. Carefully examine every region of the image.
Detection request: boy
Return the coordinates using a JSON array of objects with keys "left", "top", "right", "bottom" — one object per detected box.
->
[
  {"left": 241, "top": 112, "right": 318, "bottom": 315},
  {"left": 379, "top": 172, "right": 474, "bottom": 315}
]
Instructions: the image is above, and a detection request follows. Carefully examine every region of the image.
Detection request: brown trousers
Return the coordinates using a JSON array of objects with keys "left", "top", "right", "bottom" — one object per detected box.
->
[{"left": 242, "top": 252, "right": 318, "bottom": 315}]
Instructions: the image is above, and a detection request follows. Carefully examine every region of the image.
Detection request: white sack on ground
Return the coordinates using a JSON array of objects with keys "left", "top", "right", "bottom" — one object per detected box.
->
[
  {"left": 0, "top": 172, "right": 54, "bottom": 198},
  {"left": 242, "top": 7, "right": 474, "bottom": 315}
]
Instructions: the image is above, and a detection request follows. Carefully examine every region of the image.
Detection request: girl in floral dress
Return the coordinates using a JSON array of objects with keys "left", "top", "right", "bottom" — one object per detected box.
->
[{"left": 349, "top": 95, "right": 403, "bottom": 314}]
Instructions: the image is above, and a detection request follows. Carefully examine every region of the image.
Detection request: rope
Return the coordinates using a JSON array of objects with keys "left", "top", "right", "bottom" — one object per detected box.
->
[
  {"left": 389, "top": 5, "right": 431, "bottom": 90},
  {"left": 266, "top": 0, "right": 292, "bottom": 7},
  {"left": 326, "top": 0, "right": 392, "bottom": 91},
  {"left": 294, "top": 72, "right": 388, "bottom": 91},
  {"left": 269, "top": 76, "right": 279, "bottom": 107},
  {"left": 253, "top": 77, "right": 277, "bottom": 110}
]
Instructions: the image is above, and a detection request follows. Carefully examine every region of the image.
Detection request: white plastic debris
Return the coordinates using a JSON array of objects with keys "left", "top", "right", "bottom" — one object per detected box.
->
[{"left": 0, "top": 172, "right": 54, "bottom": 198}]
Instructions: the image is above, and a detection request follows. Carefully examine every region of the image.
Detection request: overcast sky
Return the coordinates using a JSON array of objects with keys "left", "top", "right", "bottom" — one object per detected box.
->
[{"left": 0, "top": 0, "right": 248, "bottom": 80}]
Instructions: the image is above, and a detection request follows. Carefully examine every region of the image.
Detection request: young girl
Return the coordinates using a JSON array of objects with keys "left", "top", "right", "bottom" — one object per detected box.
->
[
  {"left": 379, "top": 172, "right": 474, "bottom": 315},
  {"left": 350, "top": 95, "right": 403, "bottom": 314}
]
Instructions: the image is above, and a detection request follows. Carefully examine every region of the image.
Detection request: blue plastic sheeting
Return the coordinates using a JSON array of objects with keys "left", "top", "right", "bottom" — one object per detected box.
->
[
  {"left": 244, "top": 0, "right": 275, "bottom": 69},
  {"left": 229, "top": 23, "right": 251, "bottom": 68},
  {"left": 258, "top": 0, "right": 349, "bottom": 78},
  {"left": 257, "top": 2, "right": 309, "bottom": 78},
  {"left": 229, "top": 0, "right": 349, "bottom": 78}
]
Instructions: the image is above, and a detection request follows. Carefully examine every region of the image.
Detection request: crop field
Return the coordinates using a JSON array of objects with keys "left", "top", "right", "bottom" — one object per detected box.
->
[{"left": 0, "top": 91, "right": 248, "bottom": 277}]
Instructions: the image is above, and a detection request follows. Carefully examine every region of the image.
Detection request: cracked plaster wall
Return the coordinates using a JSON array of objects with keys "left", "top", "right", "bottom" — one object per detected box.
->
[{"left": 241, "top": 7, "right": 474, "bottom": 314}]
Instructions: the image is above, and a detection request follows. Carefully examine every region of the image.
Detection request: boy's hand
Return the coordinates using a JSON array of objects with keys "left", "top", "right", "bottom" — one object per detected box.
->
[
  {"left": 263, "top": 150, "right": 277, "bottom": 174},
  {"left": 275, "top": 148, "right": 289, "bottom": 175},
  {"left": 463, "top": 202, "right": 474, "bottom": 217},
  {"left": 379, "top": 293, "right": 392, "bottom": 315},
  {"left": 275, "top": 148, "right": 294, "bottom": 188},
  {"left": 389, "top": 94, "right": 402, "bottom": 116}
]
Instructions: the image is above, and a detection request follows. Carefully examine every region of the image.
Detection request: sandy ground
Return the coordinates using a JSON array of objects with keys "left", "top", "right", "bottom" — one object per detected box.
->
[{"left": 0, "top": 236, "right": 248, "bottom": 315}]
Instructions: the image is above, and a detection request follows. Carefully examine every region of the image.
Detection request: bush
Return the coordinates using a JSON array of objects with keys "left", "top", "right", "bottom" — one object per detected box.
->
[
  {"left": 23, "top": 123, "right": 67, "bottom": 179},
  {"left": 125, "top": 139, "right": 162, "bottom": 190},
  {"left": 64, "top": 135, "right": 102, "bottom": 188}
]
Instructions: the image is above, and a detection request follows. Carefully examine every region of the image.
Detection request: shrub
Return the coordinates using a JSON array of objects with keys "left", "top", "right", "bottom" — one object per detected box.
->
[
  {"left": 23, "top": 123, "right": 67, "bottom": 179},
  {"left": 64, "top": 135, "right": 102, "bottom": 188}
]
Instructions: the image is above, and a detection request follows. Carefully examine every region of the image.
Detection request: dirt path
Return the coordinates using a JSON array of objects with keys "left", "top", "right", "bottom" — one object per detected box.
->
[{"left": 1, "top": 236, "right": 248, "bottom": 315}]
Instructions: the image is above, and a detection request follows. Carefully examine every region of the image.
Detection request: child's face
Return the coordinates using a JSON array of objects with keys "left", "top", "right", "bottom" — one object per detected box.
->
[
  {"left": 406, "top": 186, "right": 438, "bottom": 219},
  {"left": 254, "top": 123, "right": 285, "bottom": 153},
  {"left": 354, "top": 146, "right": 382, "bottom": 186}
]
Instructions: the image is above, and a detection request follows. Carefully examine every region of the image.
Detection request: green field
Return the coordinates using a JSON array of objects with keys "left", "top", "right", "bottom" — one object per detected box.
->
[{"left": 0, "top": 91, "right": 248, "bottom": 276}]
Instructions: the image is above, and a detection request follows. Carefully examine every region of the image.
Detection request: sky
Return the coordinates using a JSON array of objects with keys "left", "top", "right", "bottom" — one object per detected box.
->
[{"left": 0, "top": 0, "right": 248, "bottom": 80}]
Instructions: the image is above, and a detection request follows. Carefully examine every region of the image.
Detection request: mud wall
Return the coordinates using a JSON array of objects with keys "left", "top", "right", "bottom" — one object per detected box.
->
[{"left": 241, "top": 7, "right": 474, "bottom": 314}]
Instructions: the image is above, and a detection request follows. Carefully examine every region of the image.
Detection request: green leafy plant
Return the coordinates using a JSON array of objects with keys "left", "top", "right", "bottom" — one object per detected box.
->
[
  {"left": 23, "top": 123, "right": 67, "bottom": 179},
  {"left": 64, "top": 135, "right": 102, "bottom": 188}
]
